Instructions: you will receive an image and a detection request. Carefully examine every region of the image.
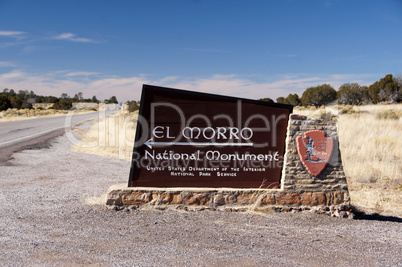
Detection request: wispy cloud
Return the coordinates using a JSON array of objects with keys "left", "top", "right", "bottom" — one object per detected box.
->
[
  {"left": 267, "top": 52, "right": 298, "bottom": 58},
  {"left": 0, "top": 69, "right": 381, "bottom": 102},
  {"left": 0, "top": 61, "right": 17, "bottom": 67},
  {"left": 52, "top": 32, "right": 100, "bottom": 43},
  {"left": 66, "top": 71, "right": 100, "bottom": 77},
  {"left": 181, "top": 48, "right": 221, "bottom": 53},
  {"left": 0, "top": 31, "right": 26, "bottom": 38}
]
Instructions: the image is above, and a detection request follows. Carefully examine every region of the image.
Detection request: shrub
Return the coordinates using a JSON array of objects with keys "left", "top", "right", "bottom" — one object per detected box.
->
[
  {"left": 52, "top": 99, "right": 73, "bottom": 110},
  {"left": 259, "top": 98, "right": 274, "bottom": 103},
  {"left": 338, "top": 83, "right": 365, "bottom": 105},
  {"left": 126, "top": 100, "right": 140, "bottom": 112},
  {"left": 317, "top": 110, "right": 337, "bottom": 121},
  {"left": 375, "top": 110, "right": 400, "bottom": 120},
  {"left": 301, "top": 84, "right": 337, "bottom": 107},
  {"left": 0, "top": 95, "right": 12, "bottom": 111},
  {"left": 339, "top": 105, "right": 357, "bottom": 114}
]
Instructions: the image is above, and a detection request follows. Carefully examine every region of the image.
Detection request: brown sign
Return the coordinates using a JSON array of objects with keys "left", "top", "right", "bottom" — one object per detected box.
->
[
  {"left": 296, "top": 130, "right": 334, "bottom": 177},
  {"left": 128, "top": 85, "right": 293, "bottom": 188}
]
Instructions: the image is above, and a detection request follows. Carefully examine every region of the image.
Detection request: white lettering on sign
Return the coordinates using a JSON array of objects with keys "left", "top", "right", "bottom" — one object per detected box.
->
[
  {"left": 152, "top": 126, "right": 176, "bottom": 139},
  {"left": 205, "top": 150, "right": 279, "bottom": 161},
  {"left": 153, "top": 126, "right": 254, "bottom": 141}
]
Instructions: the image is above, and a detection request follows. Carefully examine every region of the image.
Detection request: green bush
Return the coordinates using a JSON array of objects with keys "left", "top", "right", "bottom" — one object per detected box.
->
[
  {"left": 52, "top": 99, "right": 73, "bottom": 110},
  {"left": 301, "top": 84, "right": 337, "bottom": 107},
  {"left": 259, "top": 98, "right": 274, "bottom": 103},
  {"left": 126, "top": 100, "right": 140, "bottom": 112},
  {"left": 0, "top": 95, "right": 12, "bottom": 111}
]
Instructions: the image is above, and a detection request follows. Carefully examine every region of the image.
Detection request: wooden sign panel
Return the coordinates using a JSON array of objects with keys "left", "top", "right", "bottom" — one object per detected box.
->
[{"left": 128, "top": 85, "right": 293, "bottom": 189}]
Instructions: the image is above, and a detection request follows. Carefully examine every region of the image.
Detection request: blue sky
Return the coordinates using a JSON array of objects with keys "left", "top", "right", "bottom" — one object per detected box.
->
[{"left": 0, "top": 0, "right": 401, "bottom": 102}]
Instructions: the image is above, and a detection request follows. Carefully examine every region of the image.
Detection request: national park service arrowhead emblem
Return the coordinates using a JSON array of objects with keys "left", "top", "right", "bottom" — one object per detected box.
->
[{"left": 296, "top": 130, "right": 334, "bottom": 177}]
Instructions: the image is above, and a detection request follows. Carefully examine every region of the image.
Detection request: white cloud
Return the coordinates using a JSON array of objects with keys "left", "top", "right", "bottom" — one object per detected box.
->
[
  {"left": 0, "top": 61, "right": 17, "bottom": 67},
  {"left": 52, "top": 32, "right": 100, "bottom": 43},
  {"left": 181, "top": 48, "right": 221, "bottom": 53},
  {"left": 66, "top": 71, "right": 100, "bottom": 77},
  {"left": 0, "top": 69, "right": 381, "bottom": 102},
  {"left": 0, "top": 31, "right": 26, "bottom": 37}
]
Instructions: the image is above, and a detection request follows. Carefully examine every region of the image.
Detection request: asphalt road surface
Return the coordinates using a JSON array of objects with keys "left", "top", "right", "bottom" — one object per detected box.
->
[{"left": 0, "top": 105, "right": 118, "bottom": 163}]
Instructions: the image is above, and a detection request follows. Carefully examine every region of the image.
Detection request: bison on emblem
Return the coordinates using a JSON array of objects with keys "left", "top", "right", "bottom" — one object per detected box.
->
[{"left": 296, "top": 130, "right": 334, "bottom": 177}]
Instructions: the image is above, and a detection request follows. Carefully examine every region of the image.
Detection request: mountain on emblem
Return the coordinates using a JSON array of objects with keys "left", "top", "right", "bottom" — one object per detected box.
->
[{"left": 296, "top": 130, "right": 334, "bottom": 177}]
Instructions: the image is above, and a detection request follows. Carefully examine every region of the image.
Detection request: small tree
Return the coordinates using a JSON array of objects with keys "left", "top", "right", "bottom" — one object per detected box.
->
[
  {"left": 72, "top": 94, "right": 79, "bottom": 102},
  {"left": 52, "top": 99, "right": 72, "bottom": 110},
  {"left": 108, "top": 96, "right": 118, "bottom": 104},
  {"left": 126, "top": 100, "right": 140, "bottom": 112},
  {"left": 8, "top": 89, "right": 16, "bottom": 96},
  {"left": 258, "top": 98, "right": 274, "bottom": 103},
  {"left": 301, "top": 84, "right": 337, "bottom": 107},
  {"left": 285, "top": 93, "right": 301, "bottom": 106},
  {"left": 276, "top": 97, "right": 288, "bottom": 104},
  {"left": 0, "top": 95, "right": 12, "bottom": 111},
  {"left": 61, "top": 93, "right": 69, "bottom": 99},
  {"left": 338, "top": 83, "right": 364, "bottom": 105},
  {"left": 368, "top": 74, "right": 400, "bottom": 103},
  {"left": 9, "top": 96, "right": 23, "bottom": 109}
]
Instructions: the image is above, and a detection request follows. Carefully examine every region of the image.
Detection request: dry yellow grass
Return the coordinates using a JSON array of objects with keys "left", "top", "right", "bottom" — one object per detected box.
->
[
  {"left": 71, "top": 106, "right": 137, "bottom": 161},
  {"left": 0, "top": 103, "right": 105, "bottom": 122},
  {"left": 0, "top": 108, "right": 70, "bottom": 122}
]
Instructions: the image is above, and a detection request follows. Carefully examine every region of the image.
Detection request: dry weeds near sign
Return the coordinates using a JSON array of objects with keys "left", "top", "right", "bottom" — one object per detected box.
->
[{"left": 128, "top": 85, "right": 293, "bottom": 188}]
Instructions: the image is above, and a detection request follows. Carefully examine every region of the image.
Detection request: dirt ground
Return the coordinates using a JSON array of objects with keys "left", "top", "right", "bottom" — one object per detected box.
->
[{"left": 0, "top": 132, "right": 401, "bottom": 266}]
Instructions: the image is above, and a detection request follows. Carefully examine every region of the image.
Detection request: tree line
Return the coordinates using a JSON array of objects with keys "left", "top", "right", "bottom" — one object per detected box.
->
[
  {"left": 261, "top": 74, "right": 402, "bottom": 107},
  {"left": 0, "top": 89, "right": 119, "bottom": 111}
]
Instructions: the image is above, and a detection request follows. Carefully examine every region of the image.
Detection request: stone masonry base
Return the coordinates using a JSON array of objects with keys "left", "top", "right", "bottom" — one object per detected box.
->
[{"left": 106, "top": 184, "right": 352, "bottom": 218}]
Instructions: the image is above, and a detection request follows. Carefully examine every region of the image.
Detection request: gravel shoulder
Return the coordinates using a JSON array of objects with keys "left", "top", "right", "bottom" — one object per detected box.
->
[{"left": 0, "top": 131, "right": 401, "bottom": 266}]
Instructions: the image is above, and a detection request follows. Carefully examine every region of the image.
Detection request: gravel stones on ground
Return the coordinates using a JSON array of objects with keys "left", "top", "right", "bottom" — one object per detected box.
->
[{"left": 0, "top": 133, "right": 401, "bottom": 266}]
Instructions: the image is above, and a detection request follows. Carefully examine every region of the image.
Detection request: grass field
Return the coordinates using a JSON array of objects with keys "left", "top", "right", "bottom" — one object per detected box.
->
[
  {"left": 72, "top": 104, "right": 401, "bottom": 217},
  {"left": 71, "top": 105, "right": 137, "bottom": 162},
  {"left": 0, "top": 108, "right": 71, "bottom": 122},
  {"left": 0, "top": 103, "right": 104, "bottom": 122}
]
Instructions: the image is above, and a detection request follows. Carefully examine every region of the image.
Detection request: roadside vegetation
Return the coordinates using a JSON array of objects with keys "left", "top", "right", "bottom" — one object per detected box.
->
[
  {"left": 71, "top": 103, "right": 138, "bottom": 161},
  {"left": 260, "top": 74, "right": 401, "bottom": 107},
  {"left": 0, "top": 89, "right": 120, "bottom": 122}
]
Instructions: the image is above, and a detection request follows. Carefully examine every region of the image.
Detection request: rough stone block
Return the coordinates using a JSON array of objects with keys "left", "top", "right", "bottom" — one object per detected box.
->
[
  {"left": 284, "top": 185, "right": 296, "bottom": 190},
  {"left": 332, "top": 191, "right": 345, "bottom": 204},
  {"left": 183, "top": 193, "right": 210, "bottom": 206},
  {"left": 301, "top": 192, "right": 326, "bottom": 205},
  {"left": 152, "top": 193, "right": 182, "bottom": 205},
  {"left": 300, "top": 126, "right": 316, "bottom": 131},
  {"left": 122, "top": 191, "right": 150, "bottom": 205},
  {"left": 276, "top": 193, "right": 300, "bottom": 205},
  {"left": 106, "top": 192, "right": 122, "bottom": 206},
  {"left": 289, "top": 125, "right": 299, "bottom": 130},
  {"left": 290, "top": 114, "right": 306, "bottom": 120},
  {"left": 297, "top": 179, "right": 314, "bottom": 184},
  {"left": 213, "top": 193, "right": 235, "bottom": 206}
]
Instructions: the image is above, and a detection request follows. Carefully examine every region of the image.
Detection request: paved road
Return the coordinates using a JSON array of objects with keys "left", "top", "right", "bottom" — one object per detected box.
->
[{"left": 0, "top": 104, "right": 118, "bottom": 162}]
